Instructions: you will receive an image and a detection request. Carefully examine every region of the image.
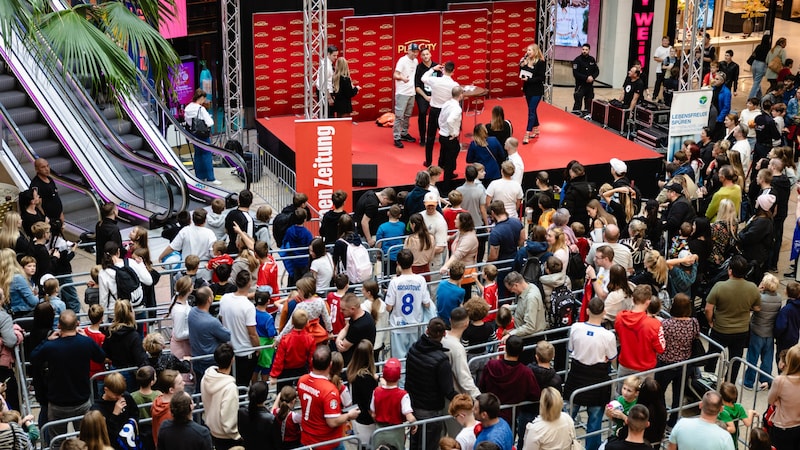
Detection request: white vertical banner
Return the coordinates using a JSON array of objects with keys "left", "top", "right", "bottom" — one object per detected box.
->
[{"left": 666, "top": 90, "right": 712, "bottom": 161}]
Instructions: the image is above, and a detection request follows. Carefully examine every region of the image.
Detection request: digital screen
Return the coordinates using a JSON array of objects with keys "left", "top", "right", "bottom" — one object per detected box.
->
[{"left": 555, "top": 0, "right": 601, "bottom": 60}]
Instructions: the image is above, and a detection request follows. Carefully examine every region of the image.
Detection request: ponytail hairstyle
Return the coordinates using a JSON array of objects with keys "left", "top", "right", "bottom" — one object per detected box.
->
[
  {"left": 277, "top": 386, "right": 298, "bottom": 422},
  {"left": 43, "top": 278, "right": 59, "bottom": 302},
  {"left": 645, "top": 250, "right": 668, "bottom": 286},
  {"left": 102, "top": 241, "right": 121, "bottom": 270},
  {"left": 167, "top": 276, "right": 193, "bottom": 317},
  {"left": 362, "top": 279, "right": 381, "bottom": 320},
  {"left": 330, "top": 351, "right": 344, "bottom": 389}
]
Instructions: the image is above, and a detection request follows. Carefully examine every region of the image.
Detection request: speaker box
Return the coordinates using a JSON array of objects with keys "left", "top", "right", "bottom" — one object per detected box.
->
[
  {"left": 353, "top": 164, "right": 378, "bottom": 187},
  {"left": 591, "top": 99, "right": 608, "bottom": 124}
]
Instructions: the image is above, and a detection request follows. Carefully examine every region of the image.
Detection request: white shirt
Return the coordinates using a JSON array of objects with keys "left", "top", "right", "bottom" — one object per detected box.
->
[
  {"left": 739, "top": 108, "right": 761, "bottom": 138},
  {"left": 422, "top": 211, "right": 448, "bottom": 248},
  {"left": 184, "top": 102, "right": 213, "bottom": 127},
  {"left": 439, "top": 98, "right": 462, "bottom": 137},
  {"left": 385, "top": 273, "right": 431, "bottom": 329},
  {"left": 317, "top": 57, "right": 334, "bottom": 93},
  {"left": 218, "top": 293, "right": 257, "bottom": 356},
  {"left": 310, "top": 254, "right": 334, "bottom": 293},
  {"left": 653, "top": 45, "right": 671, "bottom": 73},
  {"left": 170, "top": 225, "right": 217, "bottom": 261},
  {"left": 486, "top": 178, "right": 524, "bottom": 218},
  {"left": 732, "top": 138, "right": 752, "bottom": 175},
  {"left": 171, "top": 301, "right": 191, "bottom": 341},
  {"left": 422, "top": 69, "right": 460, "bottom": 108},
  {"left": 98, "top": 258, "right": 153, "bottom": 314},
  {"left": 394, "top": 55, "right": 417, "bottom": 96},
  {"left": 508, "top": 153, "right": 524, "bottom": 185},
  {"left": 568, "top": 321, "right": 617, "bottom": 365},
  {"left": 455, "top": 423, "right": 478, "bottom": 450}
]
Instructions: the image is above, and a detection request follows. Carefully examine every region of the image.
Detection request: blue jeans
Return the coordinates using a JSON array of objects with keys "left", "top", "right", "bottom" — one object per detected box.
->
[
  {"left": 744, "top": 333, "right": 774, "bottom": 388},
  {"left": 525, "top": 94, "right": 542, "bottom": 131},
  {"left": 194, "top": 145, "right": 215, "bottom": 181},
  {"left": 571, "top": 404, "right": 604, "bottom": 450},
  {"left": 749, "top": 60, "right": 766, "bottom": 99}
]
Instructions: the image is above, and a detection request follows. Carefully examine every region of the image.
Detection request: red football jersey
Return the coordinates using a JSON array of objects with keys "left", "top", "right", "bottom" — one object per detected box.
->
[{"left": 298, "top": 373, "right": 343, "bottom": 450}]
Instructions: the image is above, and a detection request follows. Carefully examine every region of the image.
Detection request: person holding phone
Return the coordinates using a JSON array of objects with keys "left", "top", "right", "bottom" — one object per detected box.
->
[{"left": 520, "top": 44, "right": 546, "bottom": 144}]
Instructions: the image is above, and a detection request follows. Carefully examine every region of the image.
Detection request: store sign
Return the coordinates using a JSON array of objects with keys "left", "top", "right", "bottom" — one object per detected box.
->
[{"left": 628, "top": 0, "right": 655, "bottom": 80}]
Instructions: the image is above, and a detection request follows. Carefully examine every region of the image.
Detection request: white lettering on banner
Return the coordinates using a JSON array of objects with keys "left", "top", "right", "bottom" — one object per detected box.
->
[{"left": 314, "top": 126, "right": 336, "bottom": 213}]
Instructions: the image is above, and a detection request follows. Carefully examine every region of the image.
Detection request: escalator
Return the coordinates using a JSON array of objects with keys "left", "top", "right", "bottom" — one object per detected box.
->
[{"left": 0, "top": 28, "right": 178, "bottom": 231}]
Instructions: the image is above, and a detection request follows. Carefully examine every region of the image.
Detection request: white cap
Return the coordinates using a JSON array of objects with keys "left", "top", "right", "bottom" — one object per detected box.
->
[
  {"left": 423, "top": 192, "right": 439, "bottom": 205},
  {"left": 39, "top": 273, "right": 56, "bottom": 287},
  {"left": 610, "top": 158, "right": 627, "bottom": 174}
]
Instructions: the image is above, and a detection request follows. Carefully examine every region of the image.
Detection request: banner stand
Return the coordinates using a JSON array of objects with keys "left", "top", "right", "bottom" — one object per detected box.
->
[
  {"left": 666, "top": 90, "right": 712, "bottom": 162},
  {"left": 294, "top": 119, "right": 354, "bottom": 216}
]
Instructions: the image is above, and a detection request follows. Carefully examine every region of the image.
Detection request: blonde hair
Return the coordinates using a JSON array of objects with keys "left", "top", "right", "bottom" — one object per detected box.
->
[
  {"left": 644, "top": 250, "right": 668, "bottom": 286},
  {"left": 715, "top": 199, "right": 739, "bottom": 236},
  {"left": 0, "top": 248, "right": 23, "bottom": 301},
  {"left": 526, "top": 43, "right": 543, "bottom": 63},
  {"left": 332, "top": 57, "right": 351, "bottom": 93},
  {"left": 472, "top": 123, "right": 489, "bottom": 147},
  {"left": 110, "top": 300, "right": 136, "bottom": 333},
  {"left": 0, "top": 211, "right": 21, "bottom": 250},
  {"left": 726, "top": 151, "right": 746, "bottom": 190},
  {"left": 79, "top": 410, "right": 112, "bottom": 450},
  {"left": 143, "top": 332, "right": 166, "bottom": 354},
  {"left": 547, "top": 227, "right": 567, "bottom": 253},
  {"left": 760, "top": 273, "right": 780, "bottom": 294},
  {"left": 539, "top": 387, "right": 564, "bottom": 421}
]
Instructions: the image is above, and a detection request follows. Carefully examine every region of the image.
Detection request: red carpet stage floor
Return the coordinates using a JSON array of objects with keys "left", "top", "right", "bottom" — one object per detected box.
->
[{"left": 256, "top": 97, "right": 664, "bottom": 197}]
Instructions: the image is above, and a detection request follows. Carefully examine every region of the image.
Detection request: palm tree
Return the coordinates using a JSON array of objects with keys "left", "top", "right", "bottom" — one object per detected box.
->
[{"left": 0, "top": 0, "right": 179, "bottom": 100}]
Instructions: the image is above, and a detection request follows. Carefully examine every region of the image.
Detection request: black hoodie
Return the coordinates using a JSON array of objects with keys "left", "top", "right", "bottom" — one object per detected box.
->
[
  {"left": 103, "top": 326, "right": 147, "bottom": 369},
  {"left": 405, "top": 334, "right": 456, "bottom": 411},
  {"left": 771, "top": 173, "right": 791, "bottom": 219}
]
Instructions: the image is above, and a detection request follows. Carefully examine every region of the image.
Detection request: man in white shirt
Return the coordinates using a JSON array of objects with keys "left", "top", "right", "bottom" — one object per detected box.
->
[
  {"left": 438, "top": 86, "right": 464, "bottom": 180},
  {"left": 422, "top": 61, "right": 460, "bottom": 167},
  {"left": 385, "top": 249, "right": 432, "bottom": 360},
  {"left": 652, "top": 36, "right": 672, "bottom": 101},
  {"left": 422, "top": 192, "right": 448, "bottom": 256},
  {"left": 393, "top": 44, "right": 419, "bottom": 148},
  {"left": 317, "top": 45, "right": 338, "bottom": 118},
  {"left": 505, "top": 137, "right": 524, "bottom": 185},
  {"left": 486, "top": 161, "right": 524, "bottom": 218},
  {"left": 218, "top": 270, "right": 260, "bottom": 387},
  {"left": 442, "top": 307, "right": 481, "bottom": 399},
  {"left": 731, "top": 123, "right": 752, "bottom": 175},
  {"left": 158, "top": 208, "right": 217, "bottom": 281}
]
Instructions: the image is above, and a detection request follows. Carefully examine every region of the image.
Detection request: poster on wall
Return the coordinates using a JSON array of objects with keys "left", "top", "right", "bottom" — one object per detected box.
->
[
  {"left": 628, "top": 0, "right": 655, "bottom": 79},
  {"left": 554, "top": 0, "right": 601, "bottom": 61},
  {"left": 294, "top": 119, "right": 353, "bottom": 215},
  {"left": 169, "top": 60, "right": 195, "bottom": 118},
  {"left": 485, "top": 1, "right": 537, "bottom": 98},
  {"left": 666, "top": 90, "right": 711, "bottom": 161}
]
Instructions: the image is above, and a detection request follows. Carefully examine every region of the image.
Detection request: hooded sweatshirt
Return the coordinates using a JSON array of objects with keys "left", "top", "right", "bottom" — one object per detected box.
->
[
  {"left": 150, "top": 395, "right": 172, "bottom": 445},
  {"left": 200, "top": 366, "right": 241, "bottom": 441},
  {"left": 540, "top": 271, "right": 572, "bottom": 307},
  {"left": 479, "top": 359, "right": 540, "bottom": 424},
  {"left": 615, "top": 310, "right": 665, "bottom": 371}
]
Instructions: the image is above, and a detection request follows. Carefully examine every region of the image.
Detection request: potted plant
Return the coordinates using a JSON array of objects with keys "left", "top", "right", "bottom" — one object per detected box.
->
[{"left": 741, "top": 0, "right": 766, "bottom": 37}]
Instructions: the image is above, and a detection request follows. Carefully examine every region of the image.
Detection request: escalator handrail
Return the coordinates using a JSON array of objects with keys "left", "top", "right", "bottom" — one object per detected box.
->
[
  {"left": 3, "top": 22, "right": 176, "bottom": 222},
  {"left": 0, "top": 96, "right": 102, "bottom": 224}
]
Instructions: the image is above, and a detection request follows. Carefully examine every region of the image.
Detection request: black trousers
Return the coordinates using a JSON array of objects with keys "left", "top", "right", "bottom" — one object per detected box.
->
[
  {"left": 416, "top": 95, "right": 431, "bottom": 144},
  {"left": 705, "top": 329, "right": 749, "bottom": 382},
  {"left": 438, "top": 134, "right": 460, "bottom": 180},
  {"left": 573, "top": 84, "right": 594, "bottom": 111},
  {"left": 653, "top": 72, "right": 666, "bottom": 100},
  {"left": 235, "top": 352, "right": 258, "bottom": 386},
  {"left": 425, "top": 107, "right": 442, "bottom": 165}
]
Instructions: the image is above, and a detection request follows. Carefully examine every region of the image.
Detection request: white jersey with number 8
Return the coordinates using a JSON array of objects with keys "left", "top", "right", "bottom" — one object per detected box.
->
[{"left": 385, "top": 273, "right": 431, "bottom": 329}]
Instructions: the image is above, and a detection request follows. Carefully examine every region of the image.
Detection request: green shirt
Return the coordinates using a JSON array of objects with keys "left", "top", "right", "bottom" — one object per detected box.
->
[
  {"left": 717, "top": 402, "right": 747, "bottom": 446},
  {"left": 131, "top": 390, "right": 161, "bottom": 419},
  {"left": 707, "top": 278, "right": 761, "bottom": 334},
  {"left": 612, "top": 395, "right": 638, "bottom": 435}
]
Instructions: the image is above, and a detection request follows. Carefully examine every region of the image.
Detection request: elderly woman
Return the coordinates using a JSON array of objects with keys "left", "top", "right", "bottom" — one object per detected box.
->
[
  {"left": 522, "top": 387, "right": 577, "bottom": 450},
  {"left": 547, "top": 208, "right": 577, "bottom": 246},
  {"left": 441, "top": 212, "right": 479, "bottom": 300}
]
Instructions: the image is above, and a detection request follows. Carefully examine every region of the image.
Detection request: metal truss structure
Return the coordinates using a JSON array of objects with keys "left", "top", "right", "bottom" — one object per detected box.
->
[
  {"left": 221, "top": 0, "right": 243, "bottom": 143},
  {"left": 678, "top": 0, "right": 709, "bottom": 91},
  {"left": 538, "top": 0, "right": 557, "bottom": 103},
  {"left": 303, "top": 0, "right": 328, "bottom": 119}
]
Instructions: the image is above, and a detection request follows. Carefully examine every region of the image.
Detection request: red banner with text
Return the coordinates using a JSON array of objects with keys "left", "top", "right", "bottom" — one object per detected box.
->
[
  {"left": 295, "top": 119, "right": 353, "bottom": 216},
  {"left": 487, "top": 1, "right": 537, "bottom": 98},
  {"left": 343, "top": 15, "right": 395, "bottom": 120},
  {"left": 440, "top": 10, "right": 489, "bottom": 89}
]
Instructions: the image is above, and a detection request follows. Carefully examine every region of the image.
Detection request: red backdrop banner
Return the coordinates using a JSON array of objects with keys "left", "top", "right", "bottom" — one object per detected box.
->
[
  {"left": 393, "top": 12, "right": 442, "bottom": 63},
  {"left": 294, "top": 119, "right": 353, "bottom": 216},
  {"left": 253, "top": 10, "right": 353, "bottom": 119},
  {"left": 343, "top": 15, "right": 395, "bottom": 120},
  {"left": 440, "top": 10, "right": 489, "bottom": 89},
  {"left": 488, "top": 1, "right": 537, "bottom": 98}
]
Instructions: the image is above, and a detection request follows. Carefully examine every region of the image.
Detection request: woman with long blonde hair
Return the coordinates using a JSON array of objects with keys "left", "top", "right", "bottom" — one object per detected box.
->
[
  {"left": 631, "top": 250, "right": 669, "bottom": 294},
  {"left": 709, "top": 198, "right": 739, "bottom": 266},
  {"left": 546, "top": 227, "right": 569, "bottom": 275},
  {"left": 332, "top": 57, "right": 359, "bottom": 118},
  {"left": 103, "top": 300, "right": 147, "bottom": 391},
  {"left": 0, "top": 211, "right": 30, "bottom": 256},
  {"left": 0, "top": 248, "right": 38, "bottom": 318},
  {"left": 520, "top": 43, "right": 545, "bottom": 144},
  {"left": 466, "top": 123, "right": 505, "bottom": 183},
  {"left": 79, "top": 410, "right": 113, "bottom": 450},
  {"left": 726, "top": 150, "right": 747, "bottom": 190}
]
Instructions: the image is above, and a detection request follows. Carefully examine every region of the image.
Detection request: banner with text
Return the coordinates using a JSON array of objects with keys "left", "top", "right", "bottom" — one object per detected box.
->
[
  {"left": 667, "top": 90, "right": 712, "bottom": 161},
  {"left": 343, "top": 15, "right": 395, "bottom": 120},
  {"left": 628, "top": 0, "right": 656, "bottom": 80},
  {"left": 295, "top": 119, "right": 353, "bottom": 216}
]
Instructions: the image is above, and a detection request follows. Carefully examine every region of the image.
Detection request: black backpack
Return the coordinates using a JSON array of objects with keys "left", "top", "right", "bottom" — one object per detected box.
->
[
  {"left": 272, "top": 211, "right": 293, "bottom": 247},
  {"left": 565, "top": 251, "right": 585, "bottom": 285},
  {"left": 549, "top": 284, "right": 578, "bottom": 329},
  {"left": 109, "top": 258, "right": 143, "bottom": 308},
  {"left": 192, "top": 116, "right": 210, "bottom": 139},
  {"left": 521, "top": 255, "right": 546, "bottom": 300}
]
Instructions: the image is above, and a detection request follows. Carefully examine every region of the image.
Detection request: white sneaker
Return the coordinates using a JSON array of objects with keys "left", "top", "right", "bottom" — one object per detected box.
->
[{"left": 211, "top": 180, "right": 222, "bottom": 185}]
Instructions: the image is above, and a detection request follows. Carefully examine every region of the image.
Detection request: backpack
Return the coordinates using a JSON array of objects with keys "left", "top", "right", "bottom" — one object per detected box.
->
[
  {"left": 565, "top": 251, "right": 585, "bottom": 284},
  {"left": 549, "top": 284, "right": 578, "bottom": 329},
  {"left": 340, "top": 240, "right": 373, "bottom": 283},
  {"left": 521, "top": 255, "right": 546, "bottom": 299},
  {"left": 191, "top": 116, "right": 210, "bottom": 139},
  {"left": 272, "top": 212, "right": 293, "bottom": 248},
  {"left": 109, "top": 258, "right": 144, "bottom": 308},
  {"left": 657, "top": 284, "right": 672, "bottom": 311},
  {"left": 375, "top": 112, "right": 395, "bottom": 127}
]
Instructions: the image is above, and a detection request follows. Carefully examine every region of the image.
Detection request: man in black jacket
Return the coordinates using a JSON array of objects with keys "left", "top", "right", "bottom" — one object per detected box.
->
[
  {"left": 95, "top": 201, "right": 122, "bottom": 264},
  {"left": 158, "top": 391, "right": 212, "bottom": 450},
  {"left": 662, "top": 184, "right": 696, "bottom": 241},
  {"left": 572, "top": 44, "right": 599, "bottom": 112},
  {"left": 405, "top": 317, "right": 457, "bottom": 450},
  {"left": 768, "top": 158, "right": 791, "bottom": 271}
]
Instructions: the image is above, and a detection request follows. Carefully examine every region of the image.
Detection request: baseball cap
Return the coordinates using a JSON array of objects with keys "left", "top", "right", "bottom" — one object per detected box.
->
[
  {"left": 383, "top": 358, "right": 401, "bottom": 382},
  {"left": 424, "top": 192, "right": 439, "bottom": 205},
  {"left": 665, "top": 183, "right": 683, "bottom": 195},
  {"left": 409, "top": 43, "right": 420, "bottom": 51},
  {"left": 610, "top": 158, "right": 627, "bottom": 174},
  {"left": 39, "top": 273, "right": 56, "bottom": 287}
]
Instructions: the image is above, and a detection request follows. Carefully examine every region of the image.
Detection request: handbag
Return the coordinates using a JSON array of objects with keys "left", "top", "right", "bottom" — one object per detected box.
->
[
  {"left": 768, "top": 55, "right": 783, "bottom": 73},
  {"left": 747, "top": 51, "right": 756, "bottom": 66}
]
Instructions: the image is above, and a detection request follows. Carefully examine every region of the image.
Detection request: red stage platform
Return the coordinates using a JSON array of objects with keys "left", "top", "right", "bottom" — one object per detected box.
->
[{"left": 256, "top": 97, "right": 663, "bottom": 194}]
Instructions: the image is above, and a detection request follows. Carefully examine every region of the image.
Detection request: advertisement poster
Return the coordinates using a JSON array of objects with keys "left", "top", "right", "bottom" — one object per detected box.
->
[
  {"left": 628, "top": 0, "right": 656, "bottom": 79},
  {"left": 294, "top": 119, "right": 353, "bottom": 216},
  {"left": 667, "top": 90, "right": 712, "bottom": 161},
  {"left": 170, "top": 60, "right": 196, "bottom": 108},
  {"left": 343, "top": 15, "right": 395, "bottom": 120},
  {"left": 554, "top": 0, "right": 601, "bottom": 61}
]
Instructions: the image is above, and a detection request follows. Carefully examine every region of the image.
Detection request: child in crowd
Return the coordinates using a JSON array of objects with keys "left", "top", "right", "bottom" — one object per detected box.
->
[
  {"left": 439, "top": 437, "right": 461, "bottom": 450},
  {"left": 668, "top": 222, "right": 692, "bottom": 259},
  {"left": 272, "top": 386, "right": 302, "bottom": 449},
  {"left": 84, "top": 265, "right": 100, "bottom": 306},
  {"left": 207, "top": 241, "right": 233, "bottom": 283},
  {"left": 537, "top": 194, "right": 556, "bottom": 229},
  {"left": 319, "top": 190, "right": 347, "bottom": 245},
  {"left": 442, "top": 190, "right": 466, "bottom": 234},
  {"left": 209, "top": 264, "right": 236, "bottom": 305},
  {"left": 427, "top": 166, "right": 445, "bottom": 205},
  {"left": 269, "top": 309, "right": 315, "bottom": 392},
  {"left": 330, "top": 351, "right": 352, "bottom": 407},
  {"left": 718, "top": 381, "right": 758, "bottom": 446},
  {"left": 571, "top": 222, "right": 591, "bottom": 262},
  {"left": 254, "top": 205, "right": 274, "bottom": 246},
  {"left": 475, "top": 264, "right": 499, "bottom": 322},
  {"left": 175, "top": 254, "right": 209, "bottom": 289},
  {"left": 606, "top": 375, "right": 641, "bottom": 435},
  {"left": 370, "top": 358, "right": 416, "bottom": 450},
  {"left": 529, "top": 340, "right": 563, "bottom": 392},
  {"left": 3, "top": 410, "right": 38, "bottom": 446},
  {"left": 436, "top": 261, "right": 465, "bottom": 327},
  {"left": 131, "top": 366, "right": 160, "bottom": 450},
  {"left": 540, "top": 256, "right": 570, "bottom": 302},
  {"left": 254, "top": 288, "right": 277, "bottom": 383},
  {"left": 41, "top": 276, "right": 64, "bottom": 329},
  {"left": 362, "top": 279, "right": 389, "bottom": 361},
  {"left": 84, "top": 304, "right": 107, "bottom": 396},
  {"left": 20, "top": 256, "right": 37, "bottom": 297},
  {"left": 151, "top": 369, "right": 184, "bottom": 445},
  {"left": 205, "top": 197, "right": 228, "bottom": 241},
  {"left": 462, "top": 296, "right": 494, "bottom": 357},
  {"left": 749, "top": 428, "right": 774, "bottom": 450},
  {"left": 647, "top": 297, "right": 663, "bottom": 320},
  {"left": 375, "top": 204, "right": 406, "bottom": 276},
  {"left": 495, "top": 305, "right": 515, "bottom": 356},
  {"left": 143, "top": 333, "right": 191, "bottom": 376},
  {"left": 327, "top": 274, "right": 349, "bottom": 336},
  {"left": 255, "top": 240, "right": 279, "bottom": 306}
]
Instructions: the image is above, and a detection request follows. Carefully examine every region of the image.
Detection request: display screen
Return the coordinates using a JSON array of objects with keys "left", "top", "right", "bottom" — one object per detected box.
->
[{"left": 554, "top": 0, "right": 601, "bottom": 60}]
